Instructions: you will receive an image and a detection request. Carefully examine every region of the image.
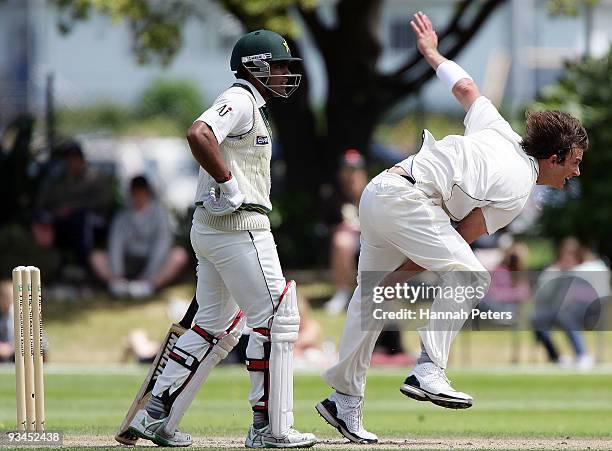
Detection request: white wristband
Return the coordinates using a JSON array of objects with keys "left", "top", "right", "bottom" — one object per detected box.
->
[
  {"left": 219, "top": 175, "right": 240, "bottom": 196},
  {"left": 436, "top": 60, "right": 473, "bottom": 91}
]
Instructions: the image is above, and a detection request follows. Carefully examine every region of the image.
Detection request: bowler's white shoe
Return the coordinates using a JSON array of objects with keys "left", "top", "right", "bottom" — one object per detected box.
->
[
  {"left": 315, "top": 392, "right": 378, "bottom": 444},
  {"left": 128, "top": 409, "right": 192, "bottom": 447},
  {"left": 245, "top": 424, "right": 316, "bottom": 448},
  {"left": 400, "top": 362, "right": 473, "bottom": 409}
]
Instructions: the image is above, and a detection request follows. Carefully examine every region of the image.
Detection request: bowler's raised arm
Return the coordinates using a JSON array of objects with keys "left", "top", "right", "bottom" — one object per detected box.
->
[{"left": 410, "top": 11, "right": 481, "bottom": 111}]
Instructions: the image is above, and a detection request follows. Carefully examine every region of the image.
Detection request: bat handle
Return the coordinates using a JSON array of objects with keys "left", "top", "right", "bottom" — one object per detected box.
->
[{"left": 178, "top": 295, "right": 198, "bottom": 329}]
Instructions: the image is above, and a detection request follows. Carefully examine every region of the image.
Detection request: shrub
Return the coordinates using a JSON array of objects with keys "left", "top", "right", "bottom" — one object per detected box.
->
[{"left": 137, "top": 79, "right": 203, "bottom": 130}]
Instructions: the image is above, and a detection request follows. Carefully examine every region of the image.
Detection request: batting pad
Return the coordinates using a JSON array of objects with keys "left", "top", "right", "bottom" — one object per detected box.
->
[
  {"left": 269, "top": 280, "right": 300, "bottom": 437},
  {"left": 163, "top": 313, "right": 246, "bottom": 435}
]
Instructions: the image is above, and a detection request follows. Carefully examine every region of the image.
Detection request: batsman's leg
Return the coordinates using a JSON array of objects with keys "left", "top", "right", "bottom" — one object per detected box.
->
[
  {"left": 128, "top": 256, "right": 244, "bottom": 447},
  {"left": 245, "top": 281, "right": 316, "bottom": 448},
  {"left": 198, "top": 228, "right": 315, "bottom": 448},
  {"left": 128, "top": 312, "right": 244, "bottom": 447}
]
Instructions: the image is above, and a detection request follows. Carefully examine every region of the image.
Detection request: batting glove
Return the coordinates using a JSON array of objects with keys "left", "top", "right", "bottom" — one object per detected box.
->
[{"left": 202, "top": 175, "right": 245, "bottom": 216}]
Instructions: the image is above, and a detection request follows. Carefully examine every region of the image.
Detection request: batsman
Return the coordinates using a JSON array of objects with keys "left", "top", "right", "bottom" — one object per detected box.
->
[{"left": 127, "top": 29, "right": 316, "bottom": 448}]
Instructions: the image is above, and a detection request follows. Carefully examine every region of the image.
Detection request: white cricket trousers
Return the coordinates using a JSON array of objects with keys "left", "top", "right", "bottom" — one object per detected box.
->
[
  {"left": 322, "top": 171, "right": 490, "bottom": 397},
  {"left": 153, "top": 208, "right": 285, "bottom": 409}
]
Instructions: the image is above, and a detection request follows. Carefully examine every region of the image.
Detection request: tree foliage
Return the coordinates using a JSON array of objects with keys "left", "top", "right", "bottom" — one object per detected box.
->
[
  {"left": 531, "top": 47, "right": 612, "bottom": 257},
  {"left": 52, "top": 0, "right": 315, "bottom": 64},
  {"left": 54, "top": 0, "right": 199, "bottom": 65},
  {"left": 137, "top": 79, "right": 203, "bottom": 130},
  {"left": 56, "top": 79, "right": 203, "bottom": 136},
  {"left": 547, "top": 0, "right": 599, "bottom": 16}
]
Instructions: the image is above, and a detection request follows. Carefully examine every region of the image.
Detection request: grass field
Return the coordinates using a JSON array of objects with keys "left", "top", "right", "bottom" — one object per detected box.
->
[
  {"left": 40, "top": 282, "right": 612, "bottom": 365},
  {"left": 4, "top": 280, "right": 611, "bottom": 449},
  {"left": 1, "top": 365, "right": 611, "bottom": 449}
]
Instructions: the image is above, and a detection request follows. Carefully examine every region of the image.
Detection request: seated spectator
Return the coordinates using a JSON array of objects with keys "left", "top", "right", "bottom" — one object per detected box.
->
[
  {"left": 122, "top": 298, "right": 191, "bottom": 364},
  {"left": 36, "top": 140, "right": 116, "bottom": 267},
  {"left": 90, "top": 175, "right": 189, "bottom": 299},
  {"left": 531, "top": 237, "right": 598, "bottom": 370},
  {"left": 286, "top": 294, "right": 334, "bottom": 369},
  {"left": 28, "top": 210, "right": 62, "bottom": 283},
  {"left": 121, "top": 329, "right": 159, "bottom": 364},
  {"left": 0, "top": 279, "right": 14, "bottom": 362},
  {"left": 322, "top": 149, "right": 369, "bottom": 314},
  {"left": 478, "top": 241, "right": 530, "bottom": 320}
]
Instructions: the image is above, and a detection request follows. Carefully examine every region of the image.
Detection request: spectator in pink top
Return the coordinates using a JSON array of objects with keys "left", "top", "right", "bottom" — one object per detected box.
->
[
  {"left": 474, "top": 242, "right": 530, "bottom": 363},
  {"left": 486, "top": 242, "right": 531, "bottom": 306}
]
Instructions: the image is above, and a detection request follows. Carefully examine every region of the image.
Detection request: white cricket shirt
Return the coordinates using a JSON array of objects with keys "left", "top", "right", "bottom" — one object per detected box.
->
[
  {"left": 195, "top": 78, "right": 266, "bottom": 144},
  {"left": 192, "top": 79, "right": 273, "bottom": 231},
  {"left": 396, "top": 96, "right": 539, "bottom": 234}
]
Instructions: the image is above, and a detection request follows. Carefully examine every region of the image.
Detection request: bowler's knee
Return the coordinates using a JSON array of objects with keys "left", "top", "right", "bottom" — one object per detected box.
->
[{"left": 474, "top": 269, "right": 491, "bottom": 296}]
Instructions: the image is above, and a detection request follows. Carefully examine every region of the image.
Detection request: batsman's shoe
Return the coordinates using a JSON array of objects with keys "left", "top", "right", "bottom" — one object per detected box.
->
[
  {"left": 315, "top": 393, "right": 378, "bottom": 444},
  {"left": 127, "top": 409, "right": 162, "bottom": 441},
  {"left": 152, "top": 428, "right": 193, "bottom": 447},
  {"left": 127, "top": 409, "right": 192, "bottom": 447},
  {"left": 245, "top": 424, "right": 317, "bottom": 448},
  {"left": 400, "top": 362, "right": 473, "bottom": 409}
]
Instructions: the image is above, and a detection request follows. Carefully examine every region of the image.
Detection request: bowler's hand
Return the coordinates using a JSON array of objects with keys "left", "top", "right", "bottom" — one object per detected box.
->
[
  {"left": 410, "top": 11, "right": 438, "bottom": 57},
  {"left": 202, "top": 175, "right": 245, "bottom": 216}
]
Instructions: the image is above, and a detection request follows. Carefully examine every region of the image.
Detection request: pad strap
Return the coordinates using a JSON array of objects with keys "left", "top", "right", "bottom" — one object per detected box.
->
[
  {"left": 191, "top": 310, "right": 245, "bottom": 345},
  {"left": 247, "top": 333, "right": 271, "bottom": 412},
  {"left": 192, "top": 325, "right": 218, "bottom": 345},
  {"left": 252, "top": 327, "right": 270, "bottom": 337},
  {"left": 168, "top": 347, "right": 199, "bottom": 371}
]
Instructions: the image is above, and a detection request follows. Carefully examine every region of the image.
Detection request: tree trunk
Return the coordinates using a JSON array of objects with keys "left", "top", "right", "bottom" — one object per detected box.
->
[{"left": 268, "top": 48, "right": 324, "bottom": 194}]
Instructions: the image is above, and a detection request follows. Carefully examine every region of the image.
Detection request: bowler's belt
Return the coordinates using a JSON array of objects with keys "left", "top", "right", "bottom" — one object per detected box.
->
[{"left": 401, "top": 174, "right": 416, "bottom": 184}]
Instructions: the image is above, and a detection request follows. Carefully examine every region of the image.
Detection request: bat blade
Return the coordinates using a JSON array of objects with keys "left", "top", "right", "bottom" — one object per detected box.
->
[{"left": 114, "top": 323, "right": 187, "bottom": 445}]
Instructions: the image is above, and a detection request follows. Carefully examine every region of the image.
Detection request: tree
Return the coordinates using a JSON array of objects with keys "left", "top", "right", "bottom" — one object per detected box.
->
[
  {"left": 530, "top": 47, "right": 612, "bottom": 259},
  {"left": 52, "top": 0, "right": 507, "bottom": 178},
  {"left": 51, "top": 0, "right": 507, "bottom": 264}
]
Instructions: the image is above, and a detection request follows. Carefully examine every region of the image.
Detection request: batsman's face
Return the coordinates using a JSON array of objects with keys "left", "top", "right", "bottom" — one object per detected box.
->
[
  {"left": 552, "top": 147, "right": 583, "bottom": 189},
  {"left": 268, "top": 61, "right": 291, "bottom": 96}
]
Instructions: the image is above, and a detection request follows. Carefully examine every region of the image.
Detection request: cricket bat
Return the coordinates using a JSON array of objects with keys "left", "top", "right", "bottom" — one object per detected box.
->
[{"left": 114, "top": 297, "right": 198, "bottom": 445}]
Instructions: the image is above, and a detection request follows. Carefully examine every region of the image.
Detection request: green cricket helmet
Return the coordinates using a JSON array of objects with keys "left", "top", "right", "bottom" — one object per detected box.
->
[{"left": 230, "top": 29, "right": 302, "bottom": 98}]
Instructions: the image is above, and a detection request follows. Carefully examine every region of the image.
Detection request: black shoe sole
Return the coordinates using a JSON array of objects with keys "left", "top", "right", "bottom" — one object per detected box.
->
[
  {"left": 315, "top": 401, "right": 377, "bottom": 444},
  {"left": 399, "top": 383, "right": 473, "bottom": 409},
  {"left": 127, "top": 426, "right": 155, "bottom": 442}
]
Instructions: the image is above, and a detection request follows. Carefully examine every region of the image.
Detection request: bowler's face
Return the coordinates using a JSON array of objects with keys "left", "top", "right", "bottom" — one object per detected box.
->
[{"left": 553, "top": 147, "right": 583, "bottom": 189}]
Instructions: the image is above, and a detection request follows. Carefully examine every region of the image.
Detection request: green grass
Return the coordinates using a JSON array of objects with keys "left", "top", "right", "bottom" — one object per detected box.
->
[
  {"left": 6, "top": 281, "right": 610, "bottom": 448},
  {"left": 40, "top": 282, "right": 612, "bottom": 365},
  {"left": 1, "top": 366, "right": 611, "bottom": 439}
]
